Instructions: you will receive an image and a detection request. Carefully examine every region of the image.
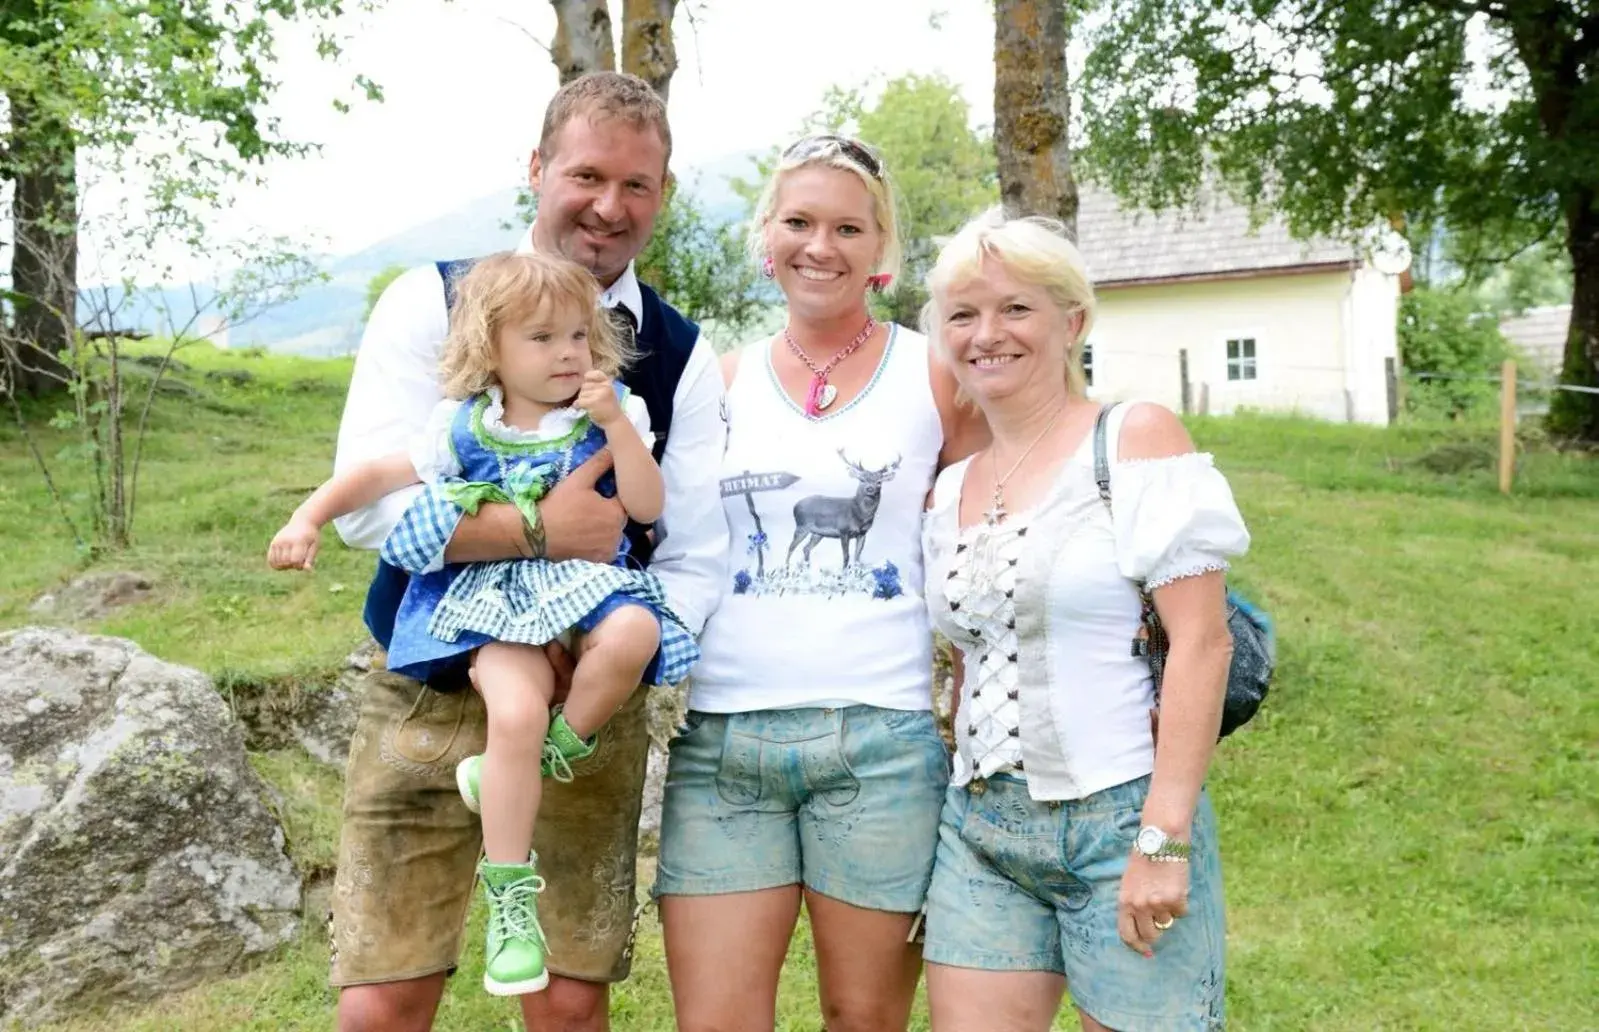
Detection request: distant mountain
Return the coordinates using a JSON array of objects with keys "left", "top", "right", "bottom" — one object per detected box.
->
[
  {"left": 98, "top": 149, "right": 761, "bottom": 356},
  {"left": 245, "top": 188, "right": 531, "bottom": 356}
]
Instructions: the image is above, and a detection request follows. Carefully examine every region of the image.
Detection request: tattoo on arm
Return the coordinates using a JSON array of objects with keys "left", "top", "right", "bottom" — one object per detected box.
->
[{"left": 521, "top": 507, "right": 547, "bottom": 560}]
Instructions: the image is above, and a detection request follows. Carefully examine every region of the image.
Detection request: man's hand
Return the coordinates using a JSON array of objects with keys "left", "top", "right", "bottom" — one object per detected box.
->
[
  {"left": 576, "top": 371, "right": 624, "bottom": 429},
  {"left": 543, "top": 641, "right": 576, "bottom": 705},
  {"left": 540, "top": 450, "right": 627, "bottom": 563}
]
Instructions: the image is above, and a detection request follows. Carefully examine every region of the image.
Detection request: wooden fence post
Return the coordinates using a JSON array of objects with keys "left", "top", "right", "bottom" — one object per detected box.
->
[
  {"left": 1498, "top": 359, "right": 1517, "bottom": 495},
  {"left": 1385, "top": 357, "right": 1399, "bottom": 424},
  {"left": 1179, "top": 349, "right": 1192, "bottom": 415}
]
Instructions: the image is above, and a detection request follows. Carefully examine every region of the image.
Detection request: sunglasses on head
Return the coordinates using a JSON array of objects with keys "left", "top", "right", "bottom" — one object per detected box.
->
[{"left": 782, "top": 134, "right": 884, "bottom": 180}]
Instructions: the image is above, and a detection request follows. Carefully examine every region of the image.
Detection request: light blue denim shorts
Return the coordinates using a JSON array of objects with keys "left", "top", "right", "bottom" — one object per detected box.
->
[
  {"left": 923, "top": 773, "right": 1226, "bottom": 1031},
  {"left": 653, "top": 706, "right": 950, "bottom": 913}
]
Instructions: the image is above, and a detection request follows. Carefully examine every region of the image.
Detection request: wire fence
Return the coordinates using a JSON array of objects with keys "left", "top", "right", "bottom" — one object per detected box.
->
[{"left": 1409, "top": 371, "right": 1599, "bottom": 396}]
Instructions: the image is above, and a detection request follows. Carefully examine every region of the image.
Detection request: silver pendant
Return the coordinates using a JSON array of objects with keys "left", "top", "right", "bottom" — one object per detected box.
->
[
  {"left": 816, "top": 383, "right": 839, "bottom": 410},
  {"left": 984, "top": 487, "right": 1007, "bottom": 526}
]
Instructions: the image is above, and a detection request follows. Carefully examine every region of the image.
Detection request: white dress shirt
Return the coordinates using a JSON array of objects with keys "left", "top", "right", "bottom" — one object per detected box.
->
[{"left": 331, "top": 228, "right": 729, "bottom": 635}]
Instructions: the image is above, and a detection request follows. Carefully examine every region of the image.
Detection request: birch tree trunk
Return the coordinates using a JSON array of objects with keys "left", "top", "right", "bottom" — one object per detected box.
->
[{"left": 550, "top": 0, "right": 616, "bottom": 84}]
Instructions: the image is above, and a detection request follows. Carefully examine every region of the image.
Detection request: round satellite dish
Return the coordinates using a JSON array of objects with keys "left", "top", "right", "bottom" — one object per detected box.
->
[{"left": 1368, "top": 229, "right": 1413, "bottom": 276}]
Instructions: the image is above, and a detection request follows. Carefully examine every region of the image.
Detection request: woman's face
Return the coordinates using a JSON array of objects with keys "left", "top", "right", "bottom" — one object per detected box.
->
[
  {"left": 937, "top": 258, "right": 1077, "bottom": 405},
  {"left": 764, "top": 165, "right": 882, "bottom": 321}
]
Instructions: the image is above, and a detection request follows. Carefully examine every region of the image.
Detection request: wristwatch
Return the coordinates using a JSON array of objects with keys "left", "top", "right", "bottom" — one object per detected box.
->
[{"left": 1134, "top": 825, "right": 1192, "bottom": 863}]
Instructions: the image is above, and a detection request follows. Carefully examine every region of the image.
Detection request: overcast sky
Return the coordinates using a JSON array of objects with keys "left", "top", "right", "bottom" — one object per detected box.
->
[{"left": 80, "top": 0, "right": 999, "bottom": 281}]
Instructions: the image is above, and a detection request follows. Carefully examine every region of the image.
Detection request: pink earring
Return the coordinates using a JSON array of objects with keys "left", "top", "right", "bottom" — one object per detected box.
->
[
  {"left": 761, "top": 255, "right": 775, "bottom": 280},
  {"left": 867, "top": 273, "right": 893, "bottom": 294}
]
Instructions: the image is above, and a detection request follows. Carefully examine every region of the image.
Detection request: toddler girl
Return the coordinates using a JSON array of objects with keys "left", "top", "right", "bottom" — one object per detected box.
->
[{"left": 268, "top": 251, "right": 697, "bottom": 996}]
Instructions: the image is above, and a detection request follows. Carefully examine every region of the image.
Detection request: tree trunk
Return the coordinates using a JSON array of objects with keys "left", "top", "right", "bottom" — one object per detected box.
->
[
  {"left": 3, "top": 92, "right": 77, "bottom": 397},
  {"left": 549, "top": 0, "right": 616, "bottom": 84},
  {"left": 1549, "top": 189, "right": 1599, "bottom": 443},
  {"left": 620, "top": 0, "right": 677, "bottom": 101},
  {"left": 1507, "top": 11, "right": 1596, "bottom": 443},
  {"left": 993, "top": 0, "right": 1077, "bottom": 237}
]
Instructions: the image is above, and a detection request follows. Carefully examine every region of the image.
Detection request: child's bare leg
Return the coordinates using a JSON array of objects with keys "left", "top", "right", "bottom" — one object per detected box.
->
[
  {"left": 560, "top": 605, "right": 660, "bottom": 739},
  {"left": 473, "top": 642, "right": 556, "bottom": 863}
]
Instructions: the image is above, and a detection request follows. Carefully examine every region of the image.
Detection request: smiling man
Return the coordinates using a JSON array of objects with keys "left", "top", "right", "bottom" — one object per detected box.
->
[{"left": 324, "top": 72, "right": 727, "bottom": 1032}]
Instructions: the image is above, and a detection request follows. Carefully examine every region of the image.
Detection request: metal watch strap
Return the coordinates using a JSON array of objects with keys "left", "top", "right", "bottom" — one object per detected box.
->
[
  {"left": 1147, "top": 838, "right": 1191, "bottom": 863},
  {"left": 1137, "top": 825, "right": 1193, "bottom": 863}
]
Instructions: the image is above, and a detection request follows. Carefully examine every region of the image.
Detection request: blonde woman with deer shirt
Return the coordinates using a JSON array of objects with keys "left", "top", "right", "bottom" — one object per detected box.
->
[{"left": 653, "top": 135, "right": 986, "bottom": 1032}]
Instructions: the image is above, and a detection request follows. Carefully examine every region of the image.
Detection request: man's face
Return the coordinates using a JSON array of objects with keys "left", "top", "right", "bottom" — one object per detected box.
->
[{"left": 529, "top": 112, "right": 668, "bottom": 286}]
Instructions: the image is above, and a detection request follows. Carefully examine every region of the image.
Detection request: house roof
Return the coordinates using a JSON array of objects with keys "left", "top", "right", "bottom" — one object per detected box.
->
[
  {"left": 1075, "top": 185, "right": 1363, "bottom": 288},
  {"left": 1498, "top": 304, "right": 1570, "bottom": 374}
]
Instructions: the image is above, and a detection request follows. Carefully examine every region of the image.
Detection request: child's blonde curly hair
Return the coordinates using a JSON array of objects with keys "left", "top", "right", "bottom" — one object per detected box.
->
[{"left": 438, "top": 251, "right": 637, "bottom": 400}]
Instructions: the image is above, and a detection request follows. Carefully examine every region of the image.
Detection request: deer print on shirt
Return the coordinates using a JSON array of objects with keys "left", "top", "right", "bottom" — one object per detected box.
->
[{"left": 787, "top": 449, "right": 901, "bottom": 569}]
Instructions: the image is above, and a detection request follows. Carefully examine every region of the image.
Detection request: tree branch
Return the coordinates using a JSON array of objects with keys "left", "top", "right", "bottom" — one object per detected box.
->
[
  {"left": 494, "top": 15, "right": 553, "bottom": 57},
  {"left": 4, "top": 387, "right": 87, "bottom": 551},
  {"left": 1453, "top": 224, "right": 1562, "bottom": 283}
]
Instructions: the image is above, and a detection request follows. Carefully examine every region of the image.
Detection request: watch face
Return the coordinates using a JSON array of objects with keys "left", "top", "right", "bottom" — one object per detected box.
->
[{"left": 1136, "top": 826, "right": 1165, "bottom": 855}]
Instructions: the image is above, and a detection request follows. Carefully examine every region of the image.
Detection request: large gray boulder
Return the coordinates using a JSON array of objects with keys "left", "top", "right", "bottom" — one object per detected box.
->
[{"left": 0, "top": 627, "right": 300, "bottom": 1028}]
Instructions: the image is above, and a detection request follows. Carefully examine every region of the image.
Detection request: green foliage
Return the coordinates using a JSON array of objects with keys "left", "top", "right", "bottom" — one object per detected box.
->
[
  {"left": 735, "top": 74, "right": 998, "bottom": 327},
  {"left": 1408, "top": 219, "right": 1575, "bottom": 316},
  {"left": 1078, "top": 4, "right": 1573, "bottom": 247},
  {"left": 362, "top": 265, "right": 408, "bottom": 325},
  {"left": 515, "top": 183, "right": 764, "bottom": 349},
  {"left": 1398, "top": 287, "right": 1513, "bottom": 419},
  {"left": 0, "top": 0, "right": 367, "bottom": 266},
  {"left": 1474, "top": 241, "right": 1574, "bottom": 317},
  {"left": 1074, "top": 1, "right": 1599, "bottom": 439},
  {"left": 1, "top": 0, "right": 356, "bottom": 548},
  {"left": 853, "top": 75, "right": 998, "bottom": 326},
  {"left": 5, "top": 251, "right": 323, "bottom": 553},
  {"left": 635, "top": 180, "right": 765, "bottom": 346},
  {"left": 1399, "top": 289, "right": 1513, "bottom": 374}
]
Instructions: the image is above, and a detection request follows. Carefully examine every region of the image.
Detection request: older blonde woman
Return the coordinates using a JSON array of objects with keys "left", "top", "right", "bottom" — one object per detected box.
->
[
  {"left": 654, "top": 136, "right": 987, "bottom": 1032},
  {"left": 917, "top": 209, "right": 1250, "bottom": 1032}
]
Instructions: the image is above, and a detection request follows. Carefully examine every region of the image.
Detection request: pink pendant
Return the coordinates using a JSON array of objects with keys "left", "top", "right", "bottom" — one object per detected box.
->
[{"left": 804, "top": 376, "right": 825, "bottom": 417}]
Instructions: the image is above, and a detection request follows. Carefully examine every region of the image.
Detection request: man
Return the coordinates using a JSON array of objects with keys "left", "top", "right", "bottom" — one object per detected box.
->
[{"left": 327, "top": 71, "right": 727, "bottom": 1032}]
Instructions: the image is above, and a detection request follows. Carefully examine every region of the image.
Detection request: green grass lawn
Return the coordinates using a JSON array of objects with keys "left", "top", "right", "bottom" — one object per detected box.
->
[{"left": 3, "top": 345, "right": 1596, "bottom": 1030}]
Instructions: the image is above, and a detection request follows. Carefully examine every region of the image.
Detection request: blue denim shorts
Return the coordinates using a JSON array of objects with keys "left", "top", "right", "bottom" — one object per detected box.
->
[
  {"left": 923, "top": 774, "right": 1226, "bottom": 1031},
  {"left": 653, "top": 706, "right": 950, "bottom": 913}
]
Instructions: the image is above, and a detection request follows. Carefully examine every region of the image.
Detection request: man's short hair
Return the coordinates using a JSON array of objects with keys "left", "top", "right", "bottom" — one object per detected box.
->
[{"left": 539, "top": 71, "right": 672, "bottom": 173}]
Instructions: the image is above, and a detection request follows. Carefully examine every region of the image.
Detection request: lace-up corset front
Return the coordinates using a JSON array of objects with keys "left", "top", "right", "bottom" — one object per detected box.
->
[{"left": 941, "top": 518, "right": 1029, "bottom": 780}]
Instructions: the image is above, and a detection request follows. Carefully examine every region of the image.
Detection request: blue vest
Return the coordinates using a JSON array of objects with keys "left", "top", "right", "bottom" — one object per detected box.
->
[{"left": 362, "top": 259, "right": 700, "bottom": 687}]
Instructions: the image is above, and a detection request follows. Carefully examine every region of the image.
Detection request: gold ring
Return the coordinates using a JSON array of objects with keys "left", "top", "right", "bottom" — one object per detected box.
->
[{"left": 1153, "top": 916, "right": 1174, "bottom": 931}]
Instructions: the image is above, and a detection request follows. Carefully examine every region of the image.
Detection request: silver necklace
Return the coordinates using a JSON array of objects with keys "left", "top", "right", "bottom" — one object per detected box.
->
[{"left": 982, "top": 407, "right": 1065, "bottom": 526}]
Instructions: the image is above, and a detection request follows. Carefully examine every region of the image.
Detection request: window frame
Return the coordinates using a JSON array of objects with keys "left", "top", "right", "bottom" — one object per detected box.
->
[{"left": 1223, "top": 334, "right": 1260, "bottom": 383}]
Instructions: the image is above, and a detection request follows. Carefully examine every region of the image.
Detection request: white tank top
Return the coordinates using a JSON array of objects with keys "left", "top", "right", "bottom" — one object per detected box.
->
[{"left": 690, "top": 324, "right": 945, "bottom": 713}]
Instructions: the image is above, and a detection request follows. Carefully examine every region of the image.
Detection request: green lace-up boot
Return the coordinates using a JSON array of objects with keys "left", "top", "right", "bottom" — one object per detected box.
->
[
  {"left": 541, "top": 710, "right": 596, "bottom": 782},
  {"left": 455, "top": 714, "right": 598, "bottom": 814},
  {"left": 478, "top": 857, "right": 549, "bottom": 996}
]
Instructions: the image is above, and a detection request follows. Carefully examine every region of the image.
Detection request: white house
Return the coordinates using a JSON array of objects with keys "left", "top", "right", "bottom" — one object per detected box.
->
[{"left": 1074, "top": 187, "right": 1403, "bottom": 425}]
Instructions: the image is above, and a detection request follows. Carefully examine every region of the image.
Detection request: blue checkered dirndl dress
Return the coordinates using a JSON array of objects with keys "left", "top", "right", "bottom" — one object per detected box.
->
[{"left": 382, "top": 387, "right": 699, "bottom": 686}]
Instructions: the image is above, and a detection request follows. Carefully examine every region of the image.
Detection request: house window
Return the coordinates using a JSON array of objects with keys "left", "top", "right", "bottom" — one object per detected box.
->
[
  {"left": 1226, "top": 337, "right": 1257, "bottom": 381},
  {"left": 1081, "top": 341, "right": 1094, "bottom": 386}
]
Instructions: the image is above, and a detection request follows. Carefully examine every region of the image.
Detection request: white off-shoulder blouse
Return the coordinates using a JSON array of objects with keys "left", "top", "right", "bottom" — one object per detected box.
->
[{"left": 922, "top": 402, "right": 1251, "bottom": 801}]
